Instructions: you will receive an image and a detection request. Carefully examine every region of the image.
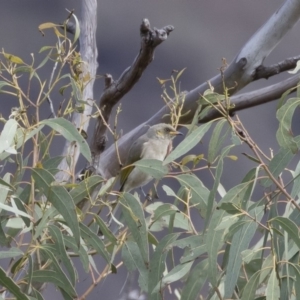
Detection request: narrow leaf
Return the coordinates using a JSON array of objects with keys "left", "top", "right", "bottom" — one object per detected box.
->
[
  {"left": 134, "top": 159, "right": 169, "bottom": 180},
  {"left": 266, "top": 268, "right": 280, "bottom": 300},
  {"left": 48, "top": 225, "right": 77, "bottom": 285},
  {"left": 0, "top": 119, "right": 18, "bottom": 154},
  {"left": 153, "top": 261, "right": 193, "bottom": 293},
  {"left": 48, "top": 187, "right": 80, "bottom": 246},
  {"left": 261, "top": 148, "right": 294, "bottom": 187},
  {"left": 0, "top": 247, "right": 23, "bottom": 259},
  {"left": 270, "top": 216, "right": 300, "bottom": 249},
  {"left": 175, "top": 174, "right": 209, "bottom": 217},
  {"left": 241, "top": 270, "right": 261, "bottom": 300},
  {"left": 122, "top": 241, "right": 148, "bottom": 292},
  {"left": 0, "top": 266, "right": 29, "bottom": 300},
  {"left": 79, "top": 223, "right": 111, "bottom": 264},
  {"left": 224, "top": 208, "right": 263, "bottom": 298},
  {"left": 148, "top": 233, "right": 180, "bottom": 300},
  {"left": 120, "top": 193, "right": 149, "bottom": 263},
  {"left": 276, "top": 97, "right": 300, "bottom": 153},
  {"left": 164, "top": 121, "right": 212, "bottom": 165},
  {"left": 181, "top": 259, "right": 208, "bottom": 300},
  {"left": 31, "top": 270, "right": 76, "bottom": 298},
  {"left": 208, "top": 119, "right": 229, "bottom": 164},
  {"left": 41, "top": 118, "right": 91, "bottom": 162}
]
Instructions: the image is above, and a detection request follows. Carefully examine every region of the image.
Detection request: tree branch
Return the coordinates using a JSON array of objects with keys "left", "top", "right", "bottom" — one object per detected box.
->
[
  {"left": 253, "top": 55, "right": 300, "bottom": 80},
  {"left": 91, "top": 19, "right": 174, "bottom": 171},
  {"left": 200, "top": 74, "right": 300, "bottom": 123},
  {"left": 56, "top": 0, "right": 98, "bottom": 183},
  {"left": 98, "top": 0, "right": 300, "bottom": 178}
]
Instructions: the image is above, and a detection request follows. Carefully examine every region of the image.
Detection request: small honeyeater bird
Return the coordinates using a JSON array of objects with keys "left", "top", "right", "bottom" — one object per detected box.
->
[{"left": 119, "top": 123, "right": 182, "bottom": 192}]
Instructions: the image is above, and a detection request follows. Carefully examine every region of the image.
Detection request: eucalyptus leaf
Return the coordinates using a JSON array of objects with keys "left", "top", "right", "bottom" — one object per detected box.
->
[
  {"left": 0, "top": 266, "right": 29, "bottom": 300},
  {"left": 122, "top": 241, "right": 148, "bottom": 292},
  {"left": 120, "top": 193, "right": 149, "bottom": 263},
  {"left": 134, "top": 159, "right": 169, "bottom": 180},
  {"left": 276, "top": 97, "right": 300, "bottom": 153},
  {"left": 148, "top": 233, "right": 180, "bottom": 300},
  {"left": 0, "top": 119, "right": 18, "bottom": 154},
  {"left": 164, "top": 121, "right": 212, "bottom": 165},
  {"left": 181, "top": 259, "right": 209, "bottom": 299},
  {"left": 41, "top": 118, "right": 91, "bottom": 162}
]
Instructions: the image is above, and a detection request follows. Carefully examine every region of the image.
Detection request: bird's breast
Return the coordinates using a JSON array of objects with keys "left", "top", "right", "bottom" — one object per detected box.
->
[{"left": 142, "top": 139, "right": 170, "bottom": 160}]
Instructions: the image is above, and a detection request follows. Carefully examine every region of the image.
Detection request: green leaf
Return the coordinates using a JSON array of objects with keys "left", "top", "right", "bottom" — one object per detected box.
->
[
  {"left": 13, "top": 66, "right": 33, "bottom": 74},
  {"left": 42, "top": 156, "right": 64, "bottom": 173},
  {"left": 0, "top": 81, "right": 13, "bottom": 92},
  {"left": 150, "top": 203, "right": 179, "bottom": 225},
  {"left": 206, "top": 208, "right": 226, "bottom": 287},
  {"left": 79, "top": 223, "right": 111, "bottom": 265},
  {"left": 266, "top": 268, "right": 280, "bottom": 300},
  {"left": 290, "top": 160, "right": 300, "bottom": 198},
  {"left": 122, "top": 241, "right": 148, "bottom": 292},
  {"left": 3, "top": 52, "right": 24, "bottom": 64},
  {"left": 40, "top": 118, "right": 91, "bottom": 162},
  {"left": 48, "top": 191, "right": 78, "bottom": 246},
  {"left": 261, "top": 148, "right": 294, "bottom": 187},
  {"left": 32, "top": 168, "right": 80, "bottom": 246},
  {"left": 120, "top": 193, "right": 149, "bottom": 263},
  {"left": 133, "top": 159, "right": 169, "bottom": 180},
  {"left": 14, "top": 197, "right": 31, "bottom": 227},
  {"left": 205, "top": 145, "right": 233, "bottom": 230},
  {"left": 48, "top": 225, "right": 77, "bottom": 285},
  {"left": 172, "top": 235, "right": 206, "bottom": 263},
  {"left": 148, "top": 233, "right": 180, "bottom": 300},
  {"left": 70, "top": 175, "right": 102, "bottom": 205},
  {"left": 71, "top": 13, "right": 81, "bottom": 44},
  {"left": 0, "top": 266, "right": 30, "bottom": 300},
  {"left": 175, "top": 174, "right": 209, "bottom": 217},
  {"left": 0, "top": 247, "right": 23, "bottom": 259},
  {"left": 224, "top": 208, "right": 263, "bottom": 298},
  {"left": 270, "top": 216, "right": 300, "bottom": 249},
  {"left": 0, "top": 173, "right": 12, "bottom": 205},
  {"left": 241, "top": 270, "right": 261, "bottom": 300},
  {"left": 31, "top": 269, "right": 76, "bottom": 298},
  {"left": 64, "top": 235, "right": 89, "bottom": 273},
  {"left": 208, "top": 119, "right": 229, "bottom": 164},
  {"left": 93, "top": 214, "right": 117, "bottom": 245},
  {"left": 276, "top": 97, "right": 300, "bottom": 153},
  {"left": 0, "top": 119, "right": 18, "bottom": 154},
  {"left": 164, "top": 121, "right": 212, "bottom": 165},
  {"left": 146, "top": 202, "right": 191, "bottom": 232},
  {"left": 199, "top": 89, "right": 225, "bottom": 105},
  {"left": 31, "top": 167, "right": 53, "bottom": 197},
  {"left": 0, "top": 200, "right": 32, "bottom": 220},
  {"left": 70, "top": 77, "right": 81, "bottom": 102},
  {"left": 153, "top": 261, "right": 193, "bottom": 293},
  {"left": 181, "top": 259, "right": 208, "bottom": 299}
]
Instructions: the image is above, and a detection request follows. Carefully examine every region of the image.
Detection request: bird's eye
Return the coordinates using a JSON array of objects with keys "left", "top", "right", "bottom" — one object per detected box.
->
[{"left": 164, "top": 127, "right": 171, "bottom": 133}]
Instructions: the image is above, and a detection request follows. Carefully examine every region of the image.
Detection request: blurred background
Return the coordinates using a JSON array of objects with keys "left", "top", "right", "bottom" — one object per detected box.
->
[{"left": 1, "top": 0, "right": 299, "bottom": 299}]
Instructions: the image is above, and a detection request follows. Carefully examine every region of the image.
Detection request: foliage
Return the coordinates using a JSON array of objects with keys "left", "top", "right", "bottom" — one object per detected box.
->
[{"left": 1, "top": 17, "right": 300, "bottom": 300}]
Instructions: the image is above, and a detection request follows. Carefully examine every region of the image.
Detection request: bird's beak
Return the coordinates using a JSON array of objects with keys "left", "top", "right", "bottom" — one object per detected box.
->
[{"left": 170, "top": 130, "right": 183, "bottom": 136}]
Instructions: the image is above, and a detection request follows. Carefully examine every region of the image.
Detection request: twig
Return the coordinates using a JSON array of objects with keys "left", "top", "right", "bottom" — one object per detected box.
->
[{"left": 253, "top": 55, "right": 300, "bottom": 80}]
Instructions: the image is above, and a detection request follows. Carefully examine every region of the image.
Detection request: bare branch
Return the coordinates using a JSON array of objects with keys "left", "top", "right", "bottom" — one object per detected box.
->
[
  {"left": 200, "top": 74, "right": 300, "bottom": 123},
  {"left": 98, "top": 0, "right": 300, "bottom": 179},
  {"left": 91, "top": 19, "right": 174, "bottom": 171},
  {"left": 253, "top": 55, "right": 300, "bottom": 80}
]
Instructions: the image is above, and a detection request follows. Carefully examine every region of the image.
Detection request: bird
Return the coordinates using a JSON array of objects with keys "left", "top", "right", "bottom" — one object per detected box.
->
[{"left": 119, "top": 123, "right": 182, "bottom": 193}]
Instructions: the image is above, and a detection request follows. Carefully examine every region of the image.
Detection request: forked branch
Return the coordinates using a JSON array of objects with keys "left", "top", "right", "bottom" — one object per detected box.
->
[{"left": 90, "top": 19, "right": 174, "bottom": 172}]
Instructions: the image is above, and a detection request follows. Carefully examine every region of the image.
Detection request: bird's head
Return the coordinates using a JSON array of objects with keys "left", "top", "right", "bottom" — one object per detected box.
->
[{"left": 147, "top": 123, "right": 182, "bottom": 140}]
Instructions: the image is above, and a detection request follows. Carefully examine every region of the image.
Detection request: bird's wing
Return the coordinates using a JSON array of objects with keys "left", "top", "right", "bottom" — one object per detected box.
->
[{"left": 119, "top": 135, "right": 148, "bottom": 191}]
